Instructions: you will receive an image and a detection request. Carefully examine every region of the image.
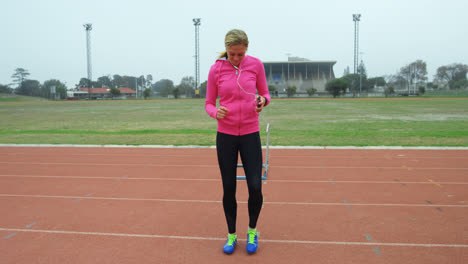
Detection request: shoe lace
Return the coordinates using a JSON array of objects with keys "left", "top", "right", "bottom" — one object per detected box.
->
[
  {"left": 247, "top": 229, "right": 257, "bottom": 244},
  {"left": 227, "top": 234, "right": 236, "bottom": 246}
]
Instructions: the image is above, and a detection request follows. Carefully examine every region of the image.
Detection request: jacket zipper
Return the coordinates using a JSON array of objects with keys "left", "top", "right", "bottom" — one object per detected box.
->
[{"left": 237, "top": 68, "right": 241, "bottom": 135}]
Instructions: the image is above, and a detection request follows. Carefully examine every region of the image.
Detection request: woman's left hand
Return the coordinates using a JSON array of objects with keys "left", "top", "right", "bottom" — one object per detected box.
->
[{"left": 255, "top": 96, "right": 265, "bottom": 113}]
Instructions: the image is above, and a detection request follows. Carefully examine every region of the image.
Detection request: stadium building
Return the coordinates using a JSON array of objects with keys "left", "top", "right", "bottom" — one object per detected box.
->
[
  {"left": 67, "top": 87, "right": 136, "bottom": 100},
  {"left": 263, "top": 57, "right": 336, "bottom": 95}
]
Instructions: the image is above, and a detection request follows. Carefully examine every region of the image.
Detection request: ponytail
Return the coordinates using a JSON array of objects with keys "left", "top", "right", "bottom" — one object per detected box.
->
[{"left": 218, "top": 51, "right": 228, "bottom": 59}]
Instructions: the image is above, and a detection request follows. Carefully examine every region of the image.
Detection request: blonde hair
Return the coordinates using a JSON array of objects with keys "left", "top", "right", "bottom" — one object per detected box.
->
[{"left": 218, "top": 29, "right": 249, "bottom": 59}]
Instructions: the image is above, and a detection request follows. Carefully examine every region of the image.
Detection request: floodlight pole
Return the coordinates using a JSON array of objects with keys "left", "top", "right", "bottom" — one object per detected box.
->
[
  {"left": 193, "top": 18, "right": 201, "bottom": 96},
  {"left": 359, "top": 60, "right": 362, "bottom": 95},
  {"left": 353, "top": 14, "right": 361, "bottom": 74},
  {"left": 359, "top": 52, "right": 364, "bottom": 96},
  {"left": 84, "top": 23, "right": 93, "bottom": 100}
]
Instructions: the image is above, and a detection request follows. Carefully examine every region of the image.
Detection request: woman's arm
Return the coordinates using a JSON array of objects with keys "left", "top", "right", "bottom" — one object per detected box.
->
[
  {"left": 256, "top": 59, "right": 271, "bottom": 107},
  {"left": 205, "top": 64, "right": 219, "bottom": 119}
]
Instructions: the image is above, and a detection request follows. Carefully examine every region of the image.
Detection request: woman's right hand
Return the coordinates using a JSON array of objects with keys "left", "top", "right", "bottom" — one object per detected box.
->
[{"left": 216, "top": 106, "right": 229, "bottom": 120}]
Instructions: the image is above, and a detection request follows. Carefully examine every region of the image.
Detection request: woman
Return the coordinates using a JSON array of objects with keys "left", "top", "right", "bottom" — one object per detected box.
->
[{"left": 205, "top": 29, "right": 271, "bottom": 254}]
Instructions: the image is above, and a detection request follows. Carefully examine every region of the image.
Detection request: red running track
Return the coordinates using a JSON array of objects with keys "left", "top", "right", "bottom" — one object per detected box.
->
[{"left": 0, "top": 146, "right": 467, "bottom": 264}]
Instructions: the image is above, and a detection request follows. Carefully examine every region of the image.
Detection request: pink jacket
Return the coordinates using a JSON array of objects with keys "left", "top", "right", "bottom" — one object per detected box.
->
[{"left": 205, "top": 55, "right": 271, "bottom": 136}]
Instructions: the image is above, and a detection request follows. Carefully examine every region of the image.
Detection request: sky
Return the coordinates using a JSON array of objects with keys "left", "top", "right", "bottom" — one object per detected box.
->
[{"left": 1, "top": 0, "right": 467, "bottom": 88}]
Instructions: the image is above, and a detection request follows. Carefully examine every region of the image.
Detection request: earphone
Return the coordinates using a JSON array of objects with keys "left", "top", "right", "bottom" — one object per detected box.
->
[
  {"left": 228, "top": 59, "right": 257, "bottom": 102},
  {"left": 228, "top": 59, "right": 239, "bottom": 74}
]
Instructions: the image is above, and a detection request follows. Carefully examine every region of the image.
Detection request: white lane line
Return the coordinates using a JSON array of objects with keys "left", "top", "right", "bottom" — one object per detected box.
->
[
  {"left": 2, "top": 144, "right": 468, "bottom": 150},
  {"left": 0, "top": 153, "right": 212, "bottom": 158},
  {"left": 273, "top": 165, "right": 468, "bottom": 170},
  {"left": 2, "top": 152, "right": 467, "bottom": 161},
  {"left": 0, "top": 227, "right": 467, "bottom": 248},
  {"left": 1, "top": 194, "right": 467, "bottom": 208},
  {"left": 0, "top": 144, "right": 217, "bottom": 149},
  {"left": 1, "top": 174, "right": 468, "bottom": 185},
  {"left": 270, "top": 180, "right": 468, "bottom": 185},
  {"left": 0, "top": 175, "right": 218, "bottom": 181},
  {"left": 0, "top": 194, "right": 221, "bottom": 204},
  {"left": 264, "top": 201, "right": 468, "bottom": 207},
  {"left": 0, "top": 161, "right": 467, "bottom": 170},
  {"left": 0, "top": 161, "right": 216, "bottom": 168}
]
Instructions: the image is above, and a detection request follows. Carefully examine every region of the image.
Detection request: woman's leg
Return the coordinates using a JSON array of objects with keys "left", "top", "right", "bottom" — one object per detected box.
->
[
  {"left": 216, "top": 132, "right": 239, "bottom": 234},
  {"left": 239, "top": 132, "right": 263, "bottom": 229}
]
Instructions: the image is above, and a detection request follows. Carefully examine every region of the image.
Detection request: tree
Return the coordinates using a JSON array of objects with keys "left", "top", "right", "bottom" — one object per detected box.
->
[
  {"left": 11, "top": 68, "right": 30, "bottom": 88},
  {"left": 172, "top": 87, "right": 180, "bottom": 99},
  {"left": 153, "top": 79, "right": 174, "bottom": 97},
  {"left": 385, "top": 74, "right": 407, "bottom": 91},
  {"left": 0, "top": 84, "right": 12, "bottom": 94},
  {"left": 122, "top": 76, "right": 137, "bottom": 90},
  {"left": 109, "top": 87, "right": 121, "bottom": 99},
  {"left": 384, "top": 86, "right": 395, "bottom": 98},
  {"left": 358, "top": 60, "right": 367, "bottom": 77},
  {"left": 418, "top": 86, "right": 425, "bottom": 95},
  {"left": 326, "top": 78, "right": 348, "bottom": 98},
  {"left": 178, "top": 76, "right": 195, "bottom": 97},
  {"left": 97, "top": 75, "right": 113, "bottom": 88},
  {"left": 268, "top": 85, "right": 277, "bottom": 96},
  {"left": 138, "top": 75, "right": 146, "bottom": 92},
  {"left": 286, "top": 86, "right": 296, "bottom": 98},
  {"left": 77, "top": 77, "right": 91, "bottom": 88},
  {"left": 143, "top": 88, "right": 151, "bottom": 99},
  {"left": 306, "top": 88, "right": 317, "bottom": 96},
  {"left": 42, "top": 79, "right": 67, "bottom": 99},
  {"left": 16, "top": 80, "right": 41, "bottom": 96},
  {"left": 199, "top": 81, "right": 207, "bottom": 97},
  {"left": 435, "top": 63, "right": 468, "bottom": 89},
  {"left": 399, "top": 60, "right": 428, "bottom": 93},
  {"left": 452, "top": 78, "right": 468, "bottom": 89},
  {"left": 146, "top": 74, "right": 153, "bottom": 89},
  {"left": 112, "top": 74, "right": 125, "bottom": 88},
  {"left": 342, "top": 74, "right": 368, "bottom": 94},
  {"left": 367, "top": 77, "right": 386, "bottom": 89},
  {"left": 343, "top": 66, "right": 350, "bottom": 77}
]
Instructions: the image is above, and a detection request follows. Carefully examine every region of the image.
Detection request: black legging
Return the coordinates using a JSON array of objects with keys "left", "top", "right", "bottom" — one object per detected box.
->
[{"left": 216, "top": 131, "right": 263, "bottom": 234}]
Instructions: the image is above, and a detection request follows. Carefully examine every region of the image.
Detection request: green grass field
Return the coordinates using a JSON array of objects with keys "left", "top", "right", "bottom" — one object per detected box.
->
[
  {"left": 0, "top": 94, "right": 48, "bottom": 102},
  {"left": 1, "top": 97, "right": 467, "bottom": 146}
]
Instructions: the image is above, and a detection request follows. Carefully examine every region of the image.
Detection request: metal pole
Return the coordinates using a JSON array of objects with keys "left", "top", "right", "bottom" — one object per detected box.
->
[
  {"left": 359, "top": 71, "right": 362, "bottom": 95},
  {"left": 359, "top": 57, "right": 363, "bottom": 96},
  {"left": 83, "top": 23, "right": 93, "bottom": 100},
  {"left": 193, "top": 18, "right": 201, "bottom": 96},
  {"left": 409, "top": 66, "right": 412, "bottom": 95},
  {"left": 353, "top": 14, "right": 361, "bottom": 74}
]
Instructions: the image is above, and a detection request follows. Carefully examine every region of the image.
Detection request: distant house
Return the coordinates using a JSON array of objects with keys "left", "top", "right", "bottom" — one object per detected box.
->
[{"left": 67, "top": 87, "right": 136, "bottom": 99}]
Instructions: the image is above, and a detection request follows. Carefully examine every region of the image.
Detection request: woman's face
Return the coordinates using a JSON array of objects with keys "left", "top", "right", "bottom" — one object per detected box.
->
[{"left": 226, "top": 44, "right": 247, "bottom": 67}]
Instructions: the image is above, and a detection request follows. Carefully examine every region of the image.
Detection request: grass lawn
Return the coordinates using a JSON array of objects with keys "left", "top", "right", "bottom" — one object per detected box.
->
[
  {"left": 0, "top": 94, "right": 48, "bottom": 102},
  {"left": 1, "top": 97, "right": 467, "bottom": 146}
]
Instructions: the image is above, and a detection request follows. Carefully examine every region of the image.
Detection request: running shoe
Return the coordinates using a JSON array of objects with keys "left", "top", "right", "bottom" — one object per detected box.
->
[
  {"left": 223, "top": 234, "right": 237, "bottom": 254},
  {"left": 246, "top": 229, "right": 258, "bottom": 254}
]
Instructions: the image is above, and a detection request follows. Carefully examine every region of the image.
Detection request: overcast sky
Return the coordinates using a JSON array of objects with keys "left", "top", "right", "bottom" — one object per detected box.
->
[{"left": 1, "top": 0, "right": 467, "bottom": 88}]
